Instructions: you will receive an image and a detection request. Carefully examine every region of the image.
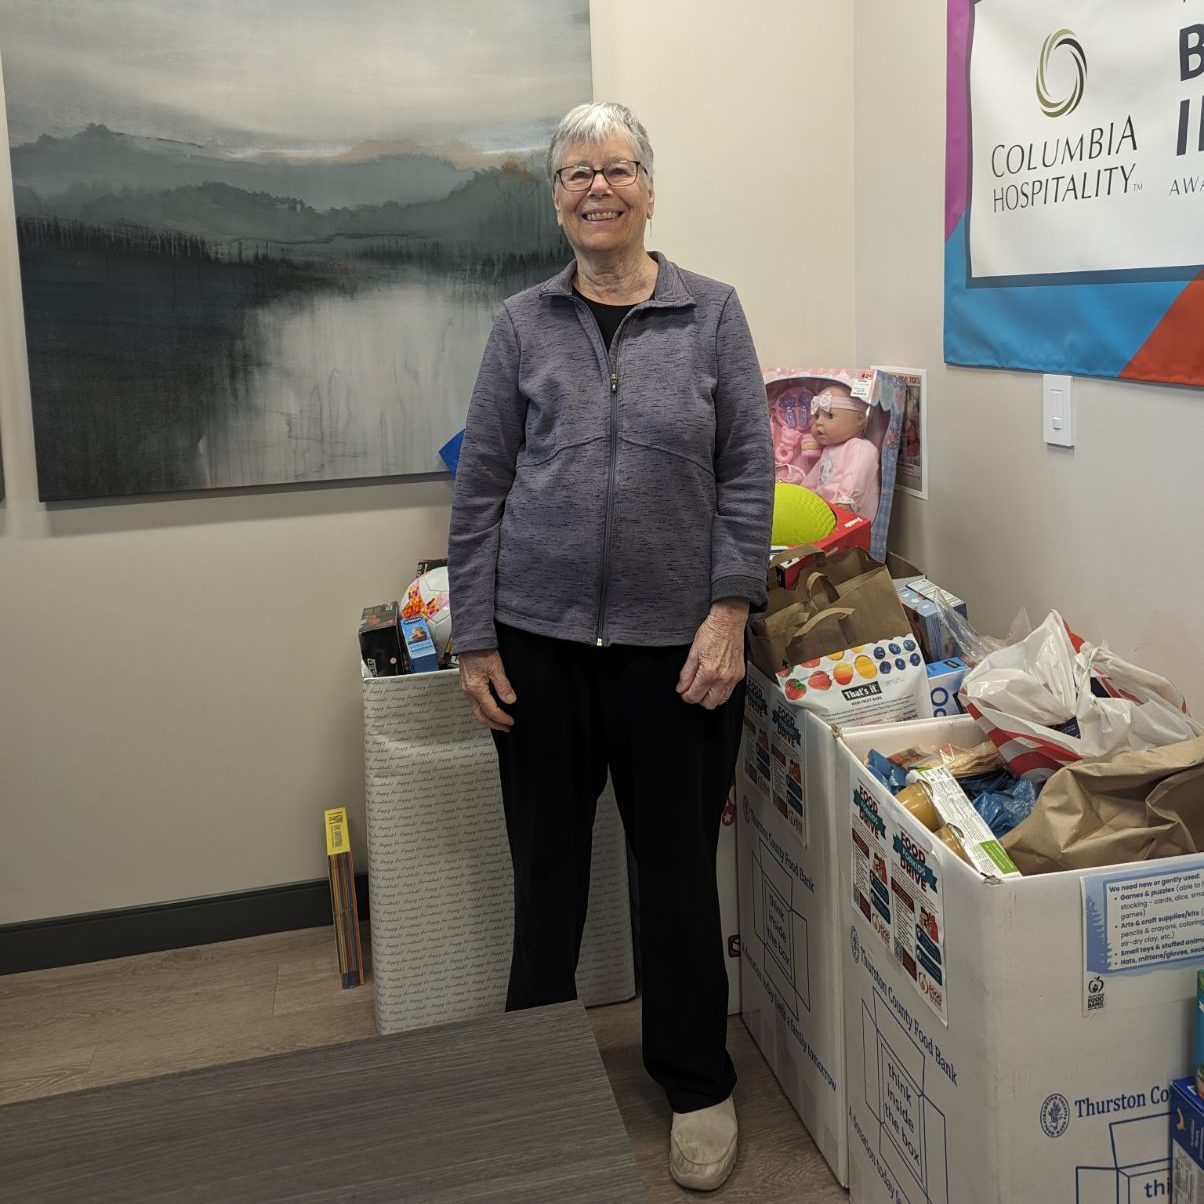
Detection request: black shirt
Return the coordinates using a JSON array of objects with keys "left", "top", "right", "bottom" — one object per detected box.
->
[{"left": 574, "top": 288, "right": 635, "bottom": 350}]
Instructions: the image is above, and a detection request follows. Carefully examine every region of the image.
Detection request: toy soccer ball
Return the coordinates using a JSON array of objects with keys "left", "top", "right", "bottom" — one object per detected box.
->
[{"left": 401, "top": 566, "right": 452, "bottom": 662}]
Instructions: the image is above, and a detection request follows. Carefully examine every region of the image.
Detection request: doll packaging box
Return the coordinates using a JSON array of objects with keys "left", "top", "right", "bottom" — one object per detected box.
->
[{"left": 764, "top": 366, "right": 913, "bottom": 563}]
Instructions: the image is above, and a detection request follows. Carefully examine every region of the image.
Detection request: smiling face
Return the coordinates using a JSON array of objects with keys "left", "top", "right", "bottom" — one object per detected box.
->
[
  {"left": 811, "top": 388, "right": 869, "bottom": 447},
  {"left": 552, "top": 132, "right": 654, "bottom": 261}
]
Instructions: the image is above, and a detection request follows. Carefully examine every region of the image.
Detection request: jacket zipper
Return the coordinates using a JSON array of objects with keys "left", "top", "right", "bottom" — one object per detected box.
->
[
  {"left": 572, "top": 297, "right": 645, "bottom": 648},
  {"left": 595, "top": 361, "right": 620, "bottom": 645}
]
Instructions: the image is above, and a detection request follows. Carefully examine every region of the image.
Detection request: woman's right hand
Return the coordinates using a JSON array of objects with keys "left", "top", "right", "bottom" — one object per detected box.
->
[{"left": 458, "top": 649, "right": 517, "bottom": 732}]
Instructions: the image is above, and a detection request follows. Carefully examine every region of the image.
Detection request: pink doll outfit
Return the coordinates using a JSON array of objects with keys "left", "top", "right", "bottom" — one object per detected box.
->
[{"left": 804, "top": 438, "right": 880, "bottom": 519}]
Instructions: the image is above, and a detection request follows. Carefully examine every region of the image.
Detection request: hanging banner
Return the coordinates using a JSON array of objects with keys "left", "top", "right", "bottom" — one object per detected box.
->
[{"left": 945, "top": 0, "right": 1204, "bottom": 387}]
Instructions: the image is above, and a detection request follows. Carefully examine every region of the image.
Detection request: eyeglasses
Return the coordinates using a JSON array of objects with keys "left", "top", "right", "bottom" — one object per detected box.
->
[{"left": 554, "top": 160, "right": 643, "bottom": 191}]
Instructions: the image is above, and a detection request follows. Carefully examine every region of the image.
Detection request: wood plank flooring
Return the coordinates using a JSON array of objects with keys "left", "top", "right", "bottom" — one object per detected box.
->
[{"left": 0, "top": 927, "right": 847, "bottom": 1202}]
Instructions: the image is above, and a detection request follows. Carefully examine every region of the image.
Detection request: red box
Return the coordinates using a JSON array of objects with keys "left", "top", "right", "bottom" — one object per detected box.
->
[{"left": 772, "top": 506, "right": 873, "bottom": 588}]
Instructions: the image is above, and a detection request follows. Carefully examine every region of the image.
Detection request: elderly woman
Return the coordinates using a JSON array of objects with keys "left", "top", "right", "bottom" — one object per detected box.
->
[{"left": 448, "top": 101, "right": 772, "bottom": 1192}]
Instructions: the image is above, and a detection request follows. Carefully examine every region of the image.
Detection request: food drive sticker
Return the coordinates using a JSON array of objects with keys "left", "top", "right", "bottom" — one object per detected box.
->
[
  {"left": 769, "top": 699, "right": 807, "bottom": 847},
  {"left": 851, "top": 781, "right": 892, "bottom": 949},
  {"left": 890, "top": 822, "right": 948, "bottom": 1024},
  {"left": 742, "top": 672, "right": 772, "bottom": 794}
]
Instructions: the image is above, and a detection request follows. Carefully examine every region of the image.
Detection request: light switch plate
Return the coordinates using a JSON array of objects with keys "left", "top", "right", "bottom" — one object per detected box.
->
[{"left": 1043, "top": 374, "right": 1074, "bottom": 447}]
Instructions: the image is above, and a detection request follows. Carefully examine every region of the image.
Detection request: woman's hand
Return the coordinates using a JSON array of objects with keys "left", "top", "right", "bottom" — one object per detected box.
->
[
  {"left": 677, "top": 599, "right": 749, "bottom": 710},
  {"left": 458, "top": 649, "right": 517, "bottom": 732}
]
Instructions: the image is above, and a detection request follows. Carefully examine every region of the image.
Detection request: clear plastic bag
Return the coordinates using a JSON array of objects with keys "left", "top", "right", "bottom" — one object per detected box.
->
[{"left": 929, "top": 596, "right": 1032, "bottom": 667}]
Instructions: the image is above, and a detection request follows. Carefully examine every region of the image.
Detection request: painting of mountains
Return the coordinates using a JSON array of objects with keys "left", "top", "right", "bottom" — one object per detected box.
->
[{"left": 1, "top": 0, "right": 590, "bottom": 499}]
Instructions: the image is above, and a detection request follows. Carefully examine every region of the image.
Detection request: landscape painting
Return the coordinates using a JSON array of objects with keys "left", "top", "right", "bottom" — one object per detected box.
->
[{"left": 1, "top": 0, "right": 590, "bottom": 500}]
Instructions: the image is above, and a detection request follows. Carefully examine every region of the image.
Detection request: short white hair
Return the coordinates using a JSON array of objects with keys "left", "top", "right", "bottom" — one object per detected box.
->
[{"left": 545, "top": 102, "right": 655, "bottom": 186}]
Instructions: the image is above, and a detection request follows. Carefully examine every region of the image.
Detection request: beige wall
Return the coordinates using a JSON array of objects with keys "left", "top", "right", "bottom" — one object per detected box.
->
[
  {"left": 590, "top": 1, "right": 856, "bottom": 367},
  {"left": 0, "top": 1, "right": 856, "bottom": 923},
  {"left": 854, "top": 5, "right": 1204, "bottom": 714}
]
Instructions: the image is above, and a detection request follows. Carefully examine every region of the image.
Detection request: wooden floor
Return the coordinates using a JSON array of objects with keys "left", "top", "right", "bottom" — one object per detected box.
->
[{"left": 0, "top": 928, "right": 847, "bottom": 1203}]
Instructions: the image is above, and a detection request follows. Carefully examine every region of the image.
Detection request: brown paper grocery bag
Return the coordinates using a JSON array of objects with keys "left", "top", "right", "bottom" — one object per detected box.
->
[
  {"left": 784, "top": 606, "right": 856, "bottom": 668},
  {"left": 747, "top": 602, "right": 852, "bottom": 677},
  {"left": 764, "top": 544, "right": 825, "bottom": 618},
  {"left": 749, "top": 547, "right": 912, "bottom": 676},
  {"left": 820, "top": 550, "right": 913, "bottom": 645},
  {"left": 1002, "top": 736, "right": 1204, "bottom": 875}
]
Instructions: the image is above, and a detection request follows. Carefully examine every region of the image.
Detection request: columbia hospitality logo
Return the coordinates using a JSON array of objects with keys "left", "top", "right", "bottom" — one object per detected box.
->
[{"left": 1036, "top": 29, "right": 1087, "bottom": 118}]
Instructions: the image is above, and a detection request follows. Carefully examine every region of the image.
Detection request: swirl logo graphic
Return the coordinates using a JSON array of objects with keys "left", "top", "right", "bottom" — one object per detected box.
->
[
  {"left": 1036, "top": 29, "right": 1087, "bottom": 118},
  {"left": 849, "top": 924, "right": 861, "bottom": 965},
  {"left": 1040, "top": 1093, "right": 1071, "bottom": 1138}
]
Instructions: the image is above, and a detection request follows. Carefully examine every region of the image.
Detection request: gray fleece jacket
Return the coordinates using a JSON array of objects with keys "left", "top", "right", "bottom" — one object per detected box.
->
[{"left": 448, "top": 252, "right": 773, "bottom": 653}]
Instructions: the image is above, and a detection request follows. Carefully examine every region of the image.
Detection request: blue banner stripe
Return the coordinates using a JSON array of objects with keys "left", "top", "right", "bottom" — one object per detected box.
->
[{"left": 944, "top": 215, "right": 1188, "bottom": 379}]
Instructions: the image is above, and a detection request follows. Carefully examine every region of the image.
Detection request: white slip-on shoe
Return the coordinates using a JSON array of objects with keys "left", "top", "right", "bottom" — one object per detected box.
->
[{"left": 669, "top": 1095, "right": 738, "bottom": 1191}]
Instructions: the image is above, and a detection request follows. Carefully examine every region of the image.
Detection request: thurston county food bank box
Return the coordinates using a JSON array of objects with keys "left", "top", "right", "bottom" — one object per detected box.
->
[
  {"left": 737, "top": 665, "right": 850, "bottom": 1185},
  {"left": 837, "top": 715, "right": 1202, "bottom": 1204}
]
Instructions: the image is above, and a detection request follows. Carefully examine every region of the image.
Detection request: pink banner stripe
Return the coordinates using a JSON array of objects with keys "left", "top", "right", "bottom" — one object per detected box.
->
[{"left": 945, "top": 0, "right": 974, "bottom": 239}]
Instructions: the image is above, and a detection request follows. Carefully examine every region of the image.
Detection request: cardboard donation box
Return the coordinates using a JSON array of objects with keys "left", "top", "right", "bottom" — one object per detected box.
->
[
  {"left": 737, "top": 666, "right": 851, "bottom": 1185},
  {"left": 837, "top": 715, "right": 1201, "bottom": 1204},
  {"left": 362, "top": 670, "right": 635, "bottom": 1034}
]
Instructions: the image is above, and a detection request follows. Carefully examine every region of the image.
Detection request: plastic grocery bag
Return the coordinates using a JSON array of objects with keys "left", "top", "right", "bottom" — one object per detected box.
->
[
  {"left": 960, "top": 610, "right": 1202, "bottom": 781},
  {"left": 928, "top": 598, "right": 1032, "bottom": 667}
]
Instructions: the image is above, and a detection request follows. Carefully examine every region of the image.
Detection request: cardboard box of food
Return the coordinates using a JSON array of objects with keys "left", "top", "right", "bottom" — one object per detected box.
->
[{"left": 837, "top": 715, "right": 1201, "bottom": 1203}]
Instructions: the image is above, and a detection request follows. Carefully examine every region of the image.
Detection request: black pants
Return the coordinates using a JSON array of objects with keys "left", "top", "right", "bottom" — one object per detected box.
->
[{"left": 492, "top": 621, "right": 742, "bottom": 1114}]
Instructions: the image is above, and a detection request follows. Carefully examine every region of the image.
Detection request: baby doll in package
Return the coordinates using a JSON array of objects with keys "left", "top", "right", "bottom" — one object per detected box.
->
[
  {"left": 767, "top": 371, "right": 885, "bottom": 523},
  {"left": 803, "top": 382, "right": 880, "bottom": 521}
]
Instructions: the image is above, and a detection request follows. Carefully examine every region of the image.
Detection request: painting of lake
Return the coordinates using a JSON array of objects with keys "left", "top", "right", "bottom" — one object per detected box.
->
[{"left": 1, "top": 0, "right": 591, "bottom": 499}]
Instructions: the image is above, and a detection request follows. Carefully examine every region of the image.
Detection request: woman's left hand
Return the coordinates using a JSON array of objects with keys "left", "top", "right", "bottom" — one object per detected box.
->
[{"left": 677, "top": 599, "right": 750, "bottom": 710}]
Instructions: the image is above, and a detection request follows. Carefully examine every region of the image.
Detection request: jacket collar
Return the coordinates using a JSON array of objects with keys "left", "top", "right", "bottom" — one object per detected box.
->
[{"left": 539, "top": 251, "right": 695, "bottom": 309}]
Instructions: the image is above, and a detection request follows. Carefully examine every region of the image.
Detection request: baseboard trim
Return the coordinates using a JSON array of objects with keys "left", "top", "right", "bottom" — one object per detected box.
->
[{"left": 0, "top": 874, "right": 370, "bottom": 976}]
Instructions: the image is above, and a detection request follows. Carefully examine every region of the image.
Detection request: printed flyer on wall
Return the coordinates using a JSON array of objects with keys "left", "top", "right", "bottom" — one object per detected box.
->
[{"left": 873, "top": 366, "right": 927, "bottom": 500}]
